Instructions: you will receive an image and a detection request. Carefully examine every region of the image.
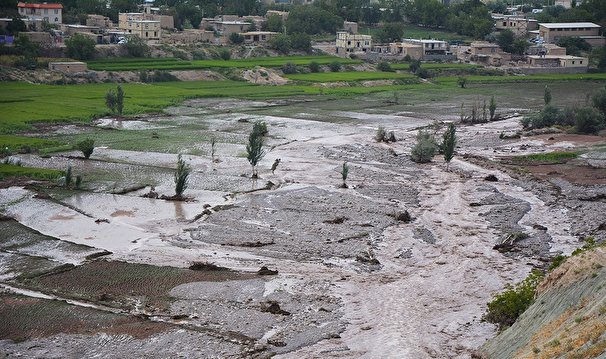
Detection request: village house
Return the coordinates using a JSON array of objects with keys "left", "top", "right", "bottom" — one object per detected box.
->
[
  {"left": 387, "top": 42, "right": 424, "bottom": 60},
  {"left": 343, "top": 21, "right": 358, "bottom": 34},
  {"left": 460, "top": 41, "right": 512, "bottom": 66},
  {"left": 401, "top": 39, "right": 451, "bottom": 60},
  {"left": 493, "top": 15, "right": 538, "bottom": 36},
  {"left": 527, "top": 54, "right": 588, "bottom": 70},
  {"left": 240, "top": 31, "right": 279, "bottom": 44},
  {"left": 86, "top": 14, "right": 113, "bottom": 29},
  {"left": 17, "top": 2, "right": 62, "bottom": 30},
  {"left": 265, "top": 10, "right": 288, "bottom": 21},
  {"left": 526, "top": 43, "right": 566, "bottom": 56},
  {"left": 167, "top": 29, "right": 214, "bottom": 44},
  {"left": 536, "top": 22, "right": 605, "bottom": 47},
  {"left": 118, "top": 13, "right": 161, "bottom": 40},
  {"left": 48, "top": 61, "right": 87, "bottom": 73},
  {"left": 335, "top": 31, "right": 371, "bottom": 54}
]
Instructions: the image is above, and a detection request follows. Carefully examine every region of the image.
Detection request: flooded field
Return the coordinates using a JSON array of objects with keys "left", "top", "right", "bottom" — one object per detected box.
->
[{"left": 1, "top": 83, "right": 606, "bottom": 358}]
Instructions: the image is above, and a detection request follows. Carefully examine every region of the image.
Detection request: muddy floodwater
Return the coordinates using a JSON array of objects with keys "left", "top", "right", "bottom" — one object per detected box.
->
[{"left": 1, "top": 93, "right": 605, "bottom": 358}]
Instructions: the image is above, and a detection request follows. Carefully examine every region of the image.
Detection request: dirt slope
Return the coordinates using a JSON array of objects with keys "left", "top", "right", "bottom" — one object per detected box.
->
[{"left": 480, "top": 247, "right": 606, "bottom": 358}]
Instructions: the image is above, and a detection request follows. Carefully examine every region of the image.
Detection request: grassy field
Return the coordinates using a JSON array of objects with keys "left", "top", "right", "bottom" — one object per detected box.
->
[
  {"left": 390, "top": 63, "right": 482, "bottom": 71},
  {"left": 285, "top": 71, "right": 418, "bottom": 82},
  {"left": 0, "top": 135, "right": 60, "bottom": 151},
  {"left": 87, "top": 55, "right": 361, "bottom": 71},
  {"left": 0, "top": 163, "right": 64, "bottom": 180}
]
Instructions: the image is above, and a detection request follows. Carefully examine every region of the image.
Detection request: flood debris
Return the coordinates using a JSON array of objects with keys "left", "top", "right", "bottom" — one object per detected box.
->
[
  {"left": 260, "top": 301, "right": 290, "bottom": 316},
  {"left": 257, "top": 266, "right": 278, "bottom": 275}
]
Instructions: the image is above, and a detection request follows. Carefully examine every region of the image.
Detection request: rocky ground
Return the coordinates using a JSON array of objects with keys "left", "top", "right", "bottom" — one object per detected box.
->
[{"left": 0, "top": 96, "right": 605, "bottom": 358}]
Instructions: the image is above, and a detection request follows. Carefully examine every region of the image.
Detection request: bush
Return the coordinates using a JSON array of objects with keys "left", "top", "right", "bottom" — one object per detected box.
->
[
  {"left": 174, "top": 154, "right": 190, "bottom": 197},
  {"left": 219, "top": 48, "right": 231, "bottom": 60},
  {"left": 483, "top": 270, "right": 543, "bottom": 330},
  {"left": 290, "top": 32, "right": 311, "bottom": 52},
  {"left": 329, "top": 61, "right": 342, "bottom": 72},
  {"left": 122, "top": 35, "right": 150, "bottom": 57},
  {"left": 269, "top": 34, "right": 291, "bottom": 54},
  {"left": 575, "top": 107, "right": 604, "bottom": 134},
  {"left": 65, "top": 33, "right": 96, "bottom": 60},
  {"left": 521, "top": 105, "right": 572, "bottom": 129},
  {"left": 281, "top": 62, "right": 297, "bottom": 74},
  {"left": 309, "top": 61, "right": 320, "bottom": 73},
  {"left": 375, "top": 126, "right": 387, "bottom": 142},
  {"left": 229, "top": 32, "right": 244, "bottom": 44},
  {"left": 457, "top": 76, "right": 467, "bottom": 88},
  {"left": 377, "top": 61, "right": 393, "bottom": 72},
  {"left": 75, "top": 138, "right": 95, "bottom": 159},
  {"left": 411, "top": 130, "right": 437, "bottom": 163}
]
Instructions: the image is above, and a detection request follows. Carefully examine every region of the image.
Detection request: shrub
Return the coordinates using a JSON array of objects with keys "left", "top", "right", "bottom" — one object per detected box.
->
[
  {"left": 377, "top": 61, "right": 393, "bottom": 72},
  {"left": 290, "top": 32, "right": 311, "bottom": 52},
  {"left": 483, "top": 270, "right": 544, "bottom": 330},
  {"left": 122, "top": 35, "right": 150, "bottom": 57},
  {"left": 457, "top": 76, "right": 467, "bottom": 88},
  {"left": 329, "top": 61, "right": 342, "bottom": 72},
  {"left": 269, "top": 34, "right": 291, "bottom": 54},
  {"left": 252, "top": 120, "right": 268, "bottom": 136},
  {"left": 65, "top": 33, "right": 96, "bottom": 60},
  {"left": 309, "top": 61, "right": 320, "bottom": 73},
  {"left": 340, "top": 161, "right": 349, "bottom": 188},
  {"left": 489, "top": 95, "right": 497, "bottom": 120},
  {"left": 246, "top": 128, "right": 265, "bottom": 178},
  {"left": 375, "top": 126, "right": 387, "bottom": 142},
  {"left": 442, "top": 123, "right": 456, "bottom": 170},
  {"left": 411, "top": 130, "right": 437, "bottom": 163},
  {"left": 281, "top": 62, "right": 297, "bottom": 74},
  {"left": 592, "top": 86, "right": 606, "bottom": 118},
  {"left": 544, "top": 85, "right": 552, "bottom": 105},
  {"left": 65, "top": 164, "right": 72, "bottom": 187},
  {"left": 75, "top": 138, "right": 95, "bottom": 159},
  {"left": 574, "top": 107, "right": 604, "bottom": 134},
  {"left": 174, "top": 154, "right": 190, "bottom": 197},
  {"left": 229, "top": 32, "right": 244, "bottom": 44},
  {"left": 219, "top": 48, "right": 231, "bottom": 60}
]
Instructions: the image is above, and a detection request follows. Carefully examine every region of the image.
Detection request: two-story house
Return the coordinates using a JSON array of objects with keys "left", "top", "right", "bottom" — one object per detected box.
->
[{"left": 17, "top": 2, "right": 62, "bottom": 29}]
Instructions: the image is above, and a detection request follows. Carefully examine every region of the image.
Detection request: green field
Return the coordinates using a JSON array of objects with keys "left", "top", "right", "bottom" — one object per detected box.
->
[
  {"left": 285, "top": 71, "right": 418, "bottom": 82},
  {"left": 0, "top": 163, "right": 64, "bottom": 180},
  {"left": 87, "top": 56, "right": 361, "bottom": 71},
  {"left": 390, "top": 63, "right": 482, "bottom": 71}
]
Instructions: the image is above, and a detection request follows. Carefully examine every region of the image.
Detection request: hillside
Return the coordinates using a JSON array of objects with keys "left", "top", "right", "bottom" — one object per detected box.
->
[{"left": 481, "top": 247, "right": 606, "bottom": 358}]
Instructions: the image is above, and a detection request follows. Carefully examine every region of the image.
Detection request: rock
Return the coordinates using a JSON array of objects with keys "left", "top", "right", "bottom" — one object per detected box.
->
[
  {"left": 323, "top": 216, "right": 347, "bottom": 224},
  {"left": 171, "top": 314, "right": 188, "bottom": 320},
  {"left": 533, "top": 224, "right": 548, "bottom": 231},
  {"left": 598, "top": 223, "right": 606, "bottom": 231},
  {"left": 257, "top": 266, "right": 278, "bottom": 275},
  {"left": 390, "top": 210, "right": 411, "bottom": 222},
  {"left": 356, "top": 253, "right": 380, "bottom": 265},
  {"left": 260, "top": 301, "right": 290, "bottom": 315},
  {"left": 95, "top": 218, "right": 109, "bottom": 224},
  {"left": 484, "top": 174, "right": 499, "bottom": 182},
  {"left": 493, "top": 232, "right": 529, "bottom": 252}
]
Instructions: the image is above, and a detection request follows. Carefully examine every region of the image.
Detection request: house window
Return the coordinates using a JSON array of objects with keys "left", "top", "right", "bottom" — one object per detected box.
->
[
  {"left": 55, "top": 17, "right": 58, "bottom": 22},
  {"left": 580, "top": 60, "right": 583, "bottom": 64},
  {"left": 145, "top": 31, "right": 148, "bottom": 37},
  {"left": 154, "top": 31, "right": 157, "bottom": 37},
  {"left": 44, "top": 9, "right": 48, "bottom": 14},
  {"left": 572, "top": 61, "right": 575, "bottom": 64},
  {"left": 503, "top": 21, "right": 506, "bottom": 26},
  {"left": 54, "top": 9, "right": 58, "bottom": 14}
]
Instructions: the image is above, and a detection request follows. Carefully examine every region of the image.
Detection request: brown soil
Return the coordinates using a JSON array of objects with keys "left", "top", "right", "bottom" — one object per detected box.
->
[
  {"left": 537, "top": 247, "right": 606, "bottom": 295},
  {"left": 0, "top": 293, "right": 169, "bottom": 342},
  {"left": 23, "top": 260, "right": 256, "bottom": 310},
  {"left": 522, "top": 161, "right": 606, "bottom": 185}
]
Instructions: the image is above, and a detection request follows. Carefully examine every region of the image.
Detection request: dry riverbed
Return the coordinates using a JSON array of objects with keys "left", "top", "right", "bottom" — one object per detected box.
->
[{"left": 1, "top": 96, "right": 605, "bottom": 358}]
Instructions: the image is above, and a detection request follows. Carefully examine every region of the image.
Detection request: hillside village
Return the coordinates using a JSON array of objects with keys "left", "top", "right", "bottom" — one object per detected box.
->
[
  {"left": 0, "top": 0, "right": 605, "bottom": 76},
  {"left": 1, "top": 0, "right": 606, "bottom": 358}
]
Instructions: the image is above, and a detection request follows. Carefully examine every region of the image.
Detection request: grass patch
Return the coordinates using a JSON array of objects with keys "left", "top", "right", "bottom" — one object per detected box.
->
[
  {"left": 390, "top": 63, "right": 482, "bottom": 71},
  {"left": 434, "top": 73, "right": 606, "bottom": 85},
  {"left": 359, "top": 24, "right": 472, "bottom": 42},
  {"left": 87, "top": 55, "right": 361, "bottom": 71},
  {"left": 511, "top": 152, "right": 578, "bottom": 164},
  {"left": 285, "top": 71, "right": 418, "bottom": 82},
  {"left": 0, "top": 164, "right": 63, "bottom": 181}
]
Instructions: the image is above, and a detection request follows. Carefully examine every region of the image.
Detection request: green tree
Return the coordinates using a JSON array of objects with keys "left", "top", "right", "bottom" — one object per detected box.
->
[
  {"left": 544, "top": 85, "right": 552, "bottom": 106},
  {"left": 496, "top": 29, "right": 514, "bottom": 53},
  {"left": 511, "top": 39, "right": 529, "bottom": 55},
  {"left": 309, "top": 61, "right": 321, "bottom": 73},
  {"left": 14, "top": 33, "right": 40, "bottom": 68},
  {"left": 442, "top": 123, "right": 456, "bottom": 171},
  {"left": 269, "top": 33, "right": 291, "bottom": 54},
  {"left": 457, "top": 76, "right": 467, "bottom": 88},
  {"left": 75, "top": 138, "right": 95, "bottom": 159},
  {"left": 264, "top": 14, "right": 283, "bottom": 32},
  {"left": 489, "top": 95, "right": 497, "bottom": 120},
  {"left": 66, "top": 33, "right": 96, "bottom": 60},
  {"left": 290, "top": 32, "right": 311, "bottom": 52},
  {"left": 116, "top": 84, "right": 124, "bottom": 116},
  {"left": 105, "top": 88, "right": 116, "bottom": 114},
  {"left": 556, "top": 36, "right": 591, "bottom": 56},
  {"left": 592, "top": 86, "right": 606, "bottom": 118},
  {"left": 285, "top": 5, "right": 343, "bottom": 35},
  {"left": 174, "top": 154, "right": 190, "bottom": 198},
  {"left": 574, "top": 107, "right": 604, "bottom": 134},
  {"left": 411, "top": 130, "right": 437, "bottom": 163},
  {"left": 340, "top": 161, "right": 349, "bottom": 188},
  {"left": 375, "top": 22, "right": 404, "bottom": 43},
  {"left": 229, "top": 32, "right": 244, "bottom": 44},
  {"left": 122, "top": 35, "right": 149, "bottom": 57},
  {"left": 246, "top": 127, "right": 265, "bottom": 178}
]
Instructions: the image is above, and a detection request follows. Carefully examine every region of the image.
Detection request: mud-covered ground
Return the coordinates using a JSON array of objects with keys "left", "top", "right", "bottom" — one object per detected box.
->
[{"left": 1, "top": 90, "right": 605, "bottom": 358}]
